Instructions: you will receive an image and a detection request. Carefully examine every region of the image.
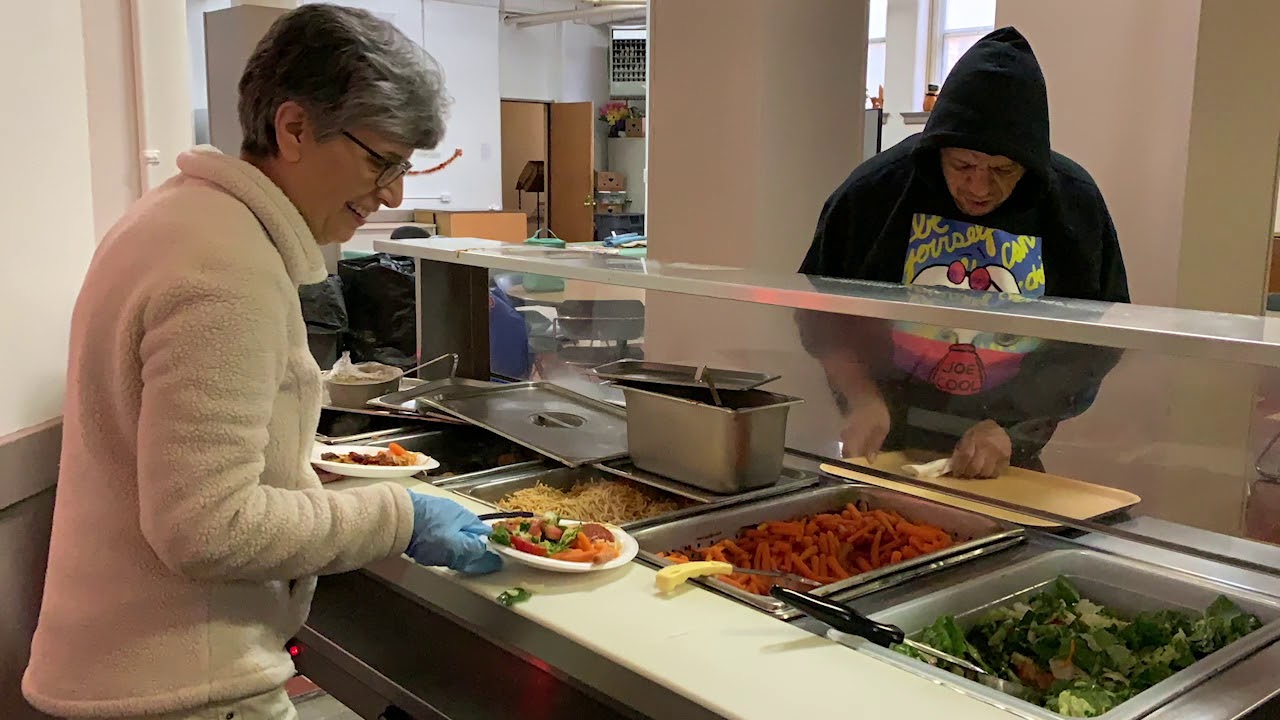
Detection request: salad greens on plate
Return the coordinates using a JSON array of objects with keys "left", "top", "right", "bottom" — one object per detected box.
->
[{"left": 895, "top": 577, "right": 1263, "bottom": 718}]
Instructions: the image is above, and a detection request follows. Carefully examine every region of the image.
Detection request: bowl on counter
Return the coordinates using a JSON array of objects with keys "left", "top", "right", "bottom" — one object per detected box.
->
[{"left": 325, "top": 374, "right": 402, "bottom": 409}]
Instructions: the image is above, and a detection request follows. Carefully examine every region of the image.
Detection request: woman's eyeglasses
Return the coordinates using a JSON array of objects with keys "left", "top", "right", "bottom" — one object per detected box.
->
[{"left": 342, "top": 131, "right": 412, "bottom": 188}]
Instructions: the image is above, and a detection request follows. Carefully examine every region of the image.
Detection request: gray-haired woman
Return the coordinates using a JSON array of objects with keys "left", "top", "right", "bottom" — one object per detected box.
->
[{"left": 23, "top": 6, "right": 497, "bottom": 719}]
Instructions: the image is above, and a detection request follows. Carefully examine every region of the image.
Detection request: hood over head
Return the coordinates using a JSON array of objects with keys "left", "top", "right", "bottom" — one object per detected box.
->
[{"left": 914, "top": 27, "right": 1051, "bottom": 181}]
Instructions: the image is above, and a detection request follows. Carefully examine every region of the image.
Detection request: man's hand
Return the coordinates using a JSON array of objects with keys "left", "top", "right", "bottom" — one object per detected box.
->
[
  {"left": 950, "top": 420, "right": 1011, "bottom": 478},
  {"left": 841, "top": 392, "right": 890, "bottom": 463}
]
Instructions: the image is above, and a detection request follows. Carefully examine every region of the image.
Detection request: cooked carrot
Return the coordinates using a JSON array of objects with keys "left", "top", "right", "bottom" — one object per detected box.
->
[
  {"left": 791, "top": 557, "right": 818, "bottom": 579},
  {"left": 660, "top": 503, "right": 954, "bottom": 596},
  {"left": 388, "top": 442, "right": 409, "bottom": 456},
  {"left": 575, "top": 532, "right": 593, "bottom": 551},
  {"left": 553, "top": 548, "right": 596, "bottom": 562},
  {"left": 593, "top": 540, "right": 619, "bottom": 563}
]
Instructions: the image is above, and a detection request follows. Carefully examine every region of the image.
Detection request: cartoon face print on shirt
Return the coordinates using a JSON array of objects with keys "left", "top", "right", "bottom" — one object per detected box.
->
[{"left": 893, "top": 213, "right": 1045, "bottom": 396}]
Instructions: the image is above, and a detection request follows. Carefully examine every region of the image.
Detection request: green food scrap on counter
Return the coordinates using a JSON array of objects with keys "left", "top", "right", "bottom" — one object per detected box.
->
[
  {"left": 892, "top": 576, "right": 1263, "bottom": 718},
  {"left": 497, "top": 587, "right": 532, "bottom": 607}
]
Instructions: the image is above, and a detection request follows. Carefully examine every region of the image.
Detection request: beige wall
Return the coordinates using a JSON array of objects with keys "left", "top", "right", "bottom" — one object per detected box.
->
[
  {"left": 644, "top": 0, "right": 868, "bottom": 453},
  {"left": 993, "top": 0, "right": 1280, "bottom": 536},
  {"left": 996, "top": 0, "right": 1201, "bottom": 308},
  {"left": 646, "top": 0, "right": 867, "bottom": 269},
  {"left": 1174, "top": 0, "right": 1280, "bottom": 315}
]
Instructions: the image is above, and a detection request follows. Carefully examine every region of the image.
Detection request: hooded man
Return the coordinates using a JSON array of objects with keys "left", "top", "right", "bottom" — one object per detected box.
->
[{"left": 797, "top": 27, "right": 1129, "bottom": 478}]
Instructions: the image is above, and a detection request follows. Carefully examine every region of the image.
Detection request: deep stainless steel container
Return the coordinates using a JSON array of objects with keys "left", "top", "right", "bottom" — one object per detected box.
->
[
  {"left": 620, "top": 384, "right": 804, "bottom": 493},
  {"left": 631, "top": 484, "right": 1023, "bottom": 618},
  {"left": 835, "top": 549, "right": 1280, "bottom": 720}
]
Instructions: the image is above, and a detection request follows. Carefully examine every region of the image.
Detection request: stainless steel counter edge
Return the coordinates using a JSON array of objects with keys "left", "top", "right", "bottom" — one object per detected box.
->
[
  {"left": 356, "top": 557, "right": 729, "bottom": 720},
  {"left": 1144, "top": 641, "right": 1280, "bottom": 720},
  {"left": 374, "top": 236, "right": 1280, "bottom": 368}
]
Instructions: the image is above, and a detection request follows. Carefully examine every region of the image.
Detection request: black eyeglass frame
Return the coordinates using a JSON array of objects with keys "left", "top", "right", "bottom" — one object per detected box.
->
[{"left": 342, "top": 130, "right": 412, "bottom": 188}]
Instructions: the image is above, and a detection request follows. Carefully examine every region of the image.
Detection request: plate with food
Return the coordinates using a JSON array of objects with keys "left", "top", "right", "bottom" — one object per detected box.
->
[
  {"left": 487, "top": 513, "right": 639, "bottom": 573},
  {"left": 310, "top": 442, "right": 440, "bottom": 479}
]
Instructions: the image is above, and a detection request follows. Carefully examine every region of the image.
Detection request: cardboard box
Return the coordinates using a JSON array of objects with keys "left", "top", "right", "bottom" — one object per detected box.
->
[
  {"left": 623, "top": 118, "right": 645, "bottom": 137},
  {"left": 433, "top": 210, "right": 527, "bottom": 242},
  {"left": 596, "top": 171, "right": 626, "bottom": 192},
  {"left": 412, "top": 210, "right": 437, "bottom": 224},
  {"left": 596, "top": 203, "right": 626, "bottom": 215}
]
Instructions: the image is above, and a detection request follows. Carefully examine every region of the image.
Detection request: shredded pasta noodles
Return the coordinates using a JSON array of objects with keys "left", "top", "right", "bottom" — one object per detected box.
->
[{"left": 496, "top": 479, "right": 689, "bottom": 525}]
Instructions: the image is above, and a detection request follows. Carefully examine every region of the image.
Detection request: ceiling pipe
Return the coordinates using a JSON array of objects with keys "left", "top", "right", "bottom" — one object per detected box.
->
[{"left": 505, "top": 4, "right": 646, "bottom": 28}]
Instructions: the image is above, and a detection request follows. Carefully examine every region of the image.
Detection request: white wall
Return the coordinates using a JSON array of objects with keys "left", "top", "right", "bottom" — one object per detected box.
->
[
  {"left": 80, "top": 0, "right": 143, "bottom": 242},
  {"left": 0, "top": 4, "right": 97, "bottom": 436},
  {"left": 406, "top": 0, "right": 503, "bottom": 209},
  {"left": 559, "top": 21, "right": 610, "bottom": 105},
  {"left": 134, "top": 1, "right": 195, "bottom": 189},
  {"left": 188, "top": 0, "right": 233, "bottom": 111},
  {"left": 500, "top": 21, "right": 558, "bottom": 100},
  {"left": 879, "top": 0, "right": 928, "bottom": 150},
  {"left": 190, "top": 0, "right": 610, "bottom": 212}
]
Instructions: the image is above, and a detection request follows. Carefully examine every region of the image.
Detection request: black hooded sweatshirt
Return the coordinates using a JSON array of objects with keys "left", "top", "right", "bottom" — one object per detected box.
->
[{"left": 797, "top": 27, "right": 1129, "bottom": 466}]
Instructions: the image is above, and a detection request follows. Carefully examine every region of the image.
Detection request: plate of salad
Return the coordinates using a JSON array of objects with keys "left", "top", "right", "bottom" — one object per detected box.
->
[
  {"left": 889, "top": 576, "right": 1264, "bottom": 718},
  {"left": 487, "top": 513, "right": 639, "bottom": 573}
]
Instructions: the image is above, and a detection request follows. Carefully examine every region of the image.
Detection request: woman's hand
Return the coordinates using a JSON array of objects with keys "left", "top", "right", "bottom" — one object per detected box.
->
[
  {"left": 949, "top": 420, "right": 1012, "bottom": 479},
  {"left": 405, "top": 492, "right": 502, "bottom": 574}
]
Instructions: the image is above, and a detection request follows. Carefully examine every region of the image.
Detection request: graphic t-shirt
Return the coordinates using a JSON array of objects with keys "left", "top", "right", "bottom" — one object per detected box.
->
[{"left": 893, "top": 213, "right": 1045, "bottom": 396}]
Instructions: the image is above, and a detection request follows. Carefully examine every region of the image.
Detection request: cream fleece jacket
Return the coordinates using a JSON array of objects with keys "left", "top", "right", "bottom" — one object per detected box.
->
[{"left": 24, "top": 147, "right": 415, "bottom": 718}]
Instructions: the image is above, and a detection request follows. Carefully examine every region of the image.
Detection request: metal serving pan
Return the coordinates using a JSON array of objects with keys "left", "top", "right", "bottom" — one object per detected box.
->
[
  {"left": 591, "top": 360, "right": 780, "bottom": 391},
  {"left": 419, "top": 382, "right": 629, "bottom": 467},
  {"left": 631, "top": 484, "right": 1024, "bottom": 619},
  {"left": 835, "top": 549, "right": 1280, "bottom": 720},
  {"left": 449, "top": 463, "right": 822, "bottom": 530},
  {"left": 357, "top": 428, "right": 540, "bottom": 485},
  {"left": 447, "top": 465, "right": 704, "bottom": 530},
  {"left": 368, "top": 377, "right": 498, "bottom": 415}
]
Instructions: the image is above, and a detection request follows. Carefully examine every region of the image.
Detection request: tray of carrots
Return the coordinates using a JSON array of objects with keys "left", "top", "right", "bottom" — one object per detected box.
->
[{"left": 634, "top": 485, "right": 1023, "bottom": 617}]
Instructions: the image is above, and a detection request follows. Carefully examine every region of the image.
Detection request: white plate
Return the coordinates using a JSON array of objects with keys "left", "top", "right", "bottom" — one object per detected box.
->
[
  {"left": 486, "top": 519, "right": 639, "bottom": 574},
  {"left": 310, "top": 443, "right": 440, "bottom": 479}
]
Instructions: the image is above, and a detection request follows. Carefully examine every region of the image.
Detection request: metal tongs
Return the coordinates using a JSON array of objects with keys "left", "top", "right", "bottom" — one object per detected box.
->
[{"left": 770, "top": 587, "right": 1041, "bottom": 704}]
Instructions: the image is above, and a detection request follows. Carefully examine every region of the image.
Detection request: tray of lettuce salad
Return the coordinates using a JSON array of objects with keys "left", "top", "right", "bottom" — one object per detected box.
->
[{"left": 827, "top": 550, "right": 1280, "bottom": 720}]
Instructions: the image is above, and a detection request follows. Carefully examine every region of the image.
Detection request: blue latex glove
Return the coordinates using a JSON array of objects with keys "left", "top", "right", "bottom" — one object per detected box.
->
[{"left": 405, "top": 492, "right": 502, "bottom": 575}]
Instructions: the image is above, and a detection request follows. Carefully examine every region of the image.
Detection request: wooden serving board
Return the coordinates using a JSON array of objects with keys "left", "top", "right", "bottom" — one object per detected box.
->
[{"left": 820, "top": 452, "right": 1141, "bottom": 528}]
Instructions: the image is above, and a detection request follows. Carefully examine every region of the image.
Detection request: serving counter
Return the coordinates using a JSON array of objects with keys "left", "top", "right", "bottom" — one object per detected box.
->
[{"left": 290, "top": 237, "right": 1280, "bottom": 720}]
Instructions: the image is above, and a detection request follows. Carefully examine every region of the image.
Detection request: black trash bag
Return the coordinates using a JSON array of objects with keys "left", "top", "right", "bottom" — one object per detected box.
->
[
  {"left": 298, "top": 275, "right": 347, "bottom": 370},
  {"left": 338, "top": 253, "right": 417, "bottom": 369}
]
